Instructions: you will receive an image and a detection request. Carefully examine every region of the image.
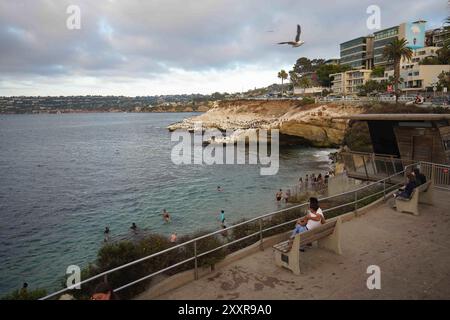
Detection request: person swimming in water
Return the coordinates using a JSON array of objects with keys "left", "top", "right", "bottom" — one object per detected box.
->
[
  {"left": 219, "top": 210, "right": 225, "bottom": 223},
  {"left": 170, "top": 232, "right": 177, "bottom": 243},
  {"left": 130, "top": 223, "right": 137, "bottom": 233},
  {"left": 276, "top": 189, "right": 283, "bottom": 202},
  {"left": 104, "top": 227, "right": 110, "bottom": 242},
  {"left": 162, "top": 209, "right": 171, "bottom": 223},
  {"left": 217, "top": 186, "right": 223, "bottom": 192}
]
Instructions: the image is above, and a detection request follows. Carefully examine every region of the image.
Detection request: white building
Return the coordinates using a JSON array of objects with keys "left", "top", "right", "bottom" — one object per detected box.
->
[
  {"left": 382, "top": 47, "right": 450, "bottom": 92},
  {"left": 331, "top": 69, "right": 372, "bottom": 95},
  {"left": 293, "top": 86, "right": 327, "bottom": 95}
]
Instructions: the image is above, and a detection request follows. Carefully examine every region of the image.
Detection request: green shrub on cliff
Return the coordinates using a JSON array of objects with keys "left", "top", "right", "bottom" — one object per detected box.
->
[
  {"left": 297, "top": 97, "right": 315, "bottom": 106},
  {"left": 343, "top": 121, "right": 373, "bottom": 153},
  {"left": 2, "top": 288, "right": 47, "bottom": 300},
  {"left": 64, "top": 231, "right": 227, "bottom": 299}
]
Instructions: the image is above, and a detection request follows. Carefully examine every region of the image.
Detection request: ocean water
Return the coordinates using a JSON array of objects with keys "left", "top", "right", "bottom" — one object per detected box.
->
[{"left": 0, "top": 112, "right": 335, "bottom": 295}]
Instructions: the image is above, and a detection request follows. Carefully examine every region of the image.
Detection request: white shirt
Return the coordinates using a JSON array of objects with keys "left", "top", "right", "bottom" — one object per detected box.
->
[{"left": 306, "top": 208, "right": 324, "bottom": 230}]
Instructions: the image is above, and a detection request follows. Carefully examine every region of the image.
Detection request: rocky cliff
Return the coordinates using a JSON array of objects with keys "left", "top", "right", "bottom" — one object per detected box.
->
[{"left": 167, "top": 100, "right": 364, "bottom": 147}]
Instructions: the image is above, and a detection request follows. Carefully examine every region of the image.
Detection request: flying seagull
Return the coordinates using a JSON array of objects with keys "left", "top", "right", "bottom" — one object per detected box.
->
[{"left": 277, "top": 24, "right": 304, "bottom": 47}]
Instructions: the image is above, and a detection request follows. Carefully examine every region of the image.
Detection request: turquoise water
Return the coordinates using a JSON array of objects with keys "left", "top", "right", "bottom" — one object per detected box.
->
[{"left": 0, "top": 113, "right": 335, "bottom": 295}]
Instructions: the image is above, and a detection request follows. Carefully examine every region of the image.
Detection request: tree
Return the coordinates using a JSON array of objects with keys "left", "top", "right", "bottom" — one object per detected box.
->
[
  {"left": 357, "top": 80, "right": 390, "bottom": 96},
  {"left": 292, "top": 57, "right": 314, "bottom": 74},
  {"left": 371, "top": 66, "right": 385, "bottom": 78},
  {"left": 316, "top": 64, "right": 350, "bottom": 87},
  {"left": 438, "top": 71, "right": 450, "bottom": 91},
  {"left": 298, "top": 76, "right": 311, "bottom": 88},
  {"left": 277, "top": 70, "right": 288, "bottom": 94},
  {"left": 383, "top": 38, "right": 413, "bottom": 102},
  {"left": 289, "top": 70, "right": 300, "bottom": 86}
]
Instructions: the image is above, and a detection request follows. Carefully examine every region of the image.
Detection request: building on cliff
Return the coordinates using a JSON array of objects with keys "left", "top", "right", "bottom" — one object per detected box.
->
[{"left": 331, "top": 19, "right": 449, "bottom": 95}]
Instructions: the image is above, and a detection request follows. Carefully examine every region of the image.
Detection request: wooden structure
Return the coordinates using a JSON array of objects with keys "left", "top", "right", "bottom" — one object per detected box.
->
[
  {"left": 273, "top": 217, "right": 342, "bottom": 275},
  {"left": 339, "top": 114, "right": 450, "bottom": 165}
]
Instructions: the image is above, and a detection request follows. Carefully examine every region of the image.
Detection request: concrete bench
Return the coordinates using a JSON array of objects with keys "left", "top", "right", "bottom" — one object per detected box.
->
[
  {"left": 272, "top": 217, "right": 342, "bottom": 275},
  {"left": 395, "top": 180, "right": 433, "bottom": 216}
]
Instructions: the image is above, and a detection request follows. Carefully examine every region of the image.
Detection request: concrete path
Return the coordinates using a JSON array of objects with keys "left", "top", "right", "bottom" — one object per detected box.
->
[{"left": 150, "top": 189, "right": 450, "bottom": 300}]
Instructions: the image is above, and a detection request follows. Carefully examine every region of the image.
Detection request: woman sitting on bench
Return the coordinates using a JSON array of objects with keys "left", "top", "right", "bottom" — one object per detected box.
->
[
  {"left": 288, "top": 197, "right": 326, "bottom": 250},
  {"left": 394, "top": 173, "right": 416, "bottom": 199}
]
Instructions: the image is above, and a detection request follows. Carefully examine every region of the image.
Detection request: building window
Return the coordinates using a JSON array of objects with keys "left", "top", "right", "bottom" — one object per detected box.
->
[{"left": 444, "top": 140, "right": 450, "bottom": 151}]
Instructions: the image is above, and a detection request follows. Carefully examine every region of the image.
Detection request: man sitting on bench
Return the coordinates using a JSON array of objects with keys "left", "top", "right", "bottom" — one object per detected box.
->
[
  {"left": 413, "top": 168, "right": 427, "bottom": 186},
  {"left": 288, "top": 197, "right": 326, "bottom": 250}
]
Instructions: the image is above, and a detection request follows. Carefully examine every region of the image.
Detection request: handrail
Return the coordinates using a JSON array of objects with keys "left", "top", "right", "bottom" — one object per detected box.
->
[
  {"left": 40, "top": 162, "right": 418, "bottom": 300},
  {"left": 419, "top": 161, "right": 450, "bottom": 169}
]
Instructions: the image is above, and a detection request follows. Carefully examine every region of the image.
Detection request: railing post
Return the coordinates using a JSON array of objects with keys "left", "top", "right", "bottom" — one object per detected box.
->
[
  {"left": 362, "top": 155, "right": 369, "bottom": 179},
  {"left": 431, "top": 163, "right": 435, "bottom": 185},
  {"left": 354, "top": 191, "right": 358, "bottom": 213},
  {"left": 383, "top": 180, "right": 386, "bottom": 200},
  {"left": 194, "top": 241, "right": 198, "bottom": 280},
  {"left": 259, "top": 218, "right": 263, "bottom": 251}
]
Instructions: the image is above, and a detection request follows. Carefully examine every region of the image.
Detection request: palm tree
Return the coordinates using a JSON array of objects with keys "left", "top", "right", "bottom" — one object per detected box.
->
[
  {"left": 383, "top": 38, "right": 413, "bottom": 102},
  {"left": 277, "top": 70, "right": 288, "bottom": 95}
]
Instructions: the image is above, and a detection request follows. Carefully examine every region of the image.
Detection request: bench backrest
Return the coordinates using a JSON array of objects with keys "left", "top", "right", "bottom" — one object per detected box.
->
[
  {"left": 417, "top": 180, "right": 431, "bottom": 193},
  {"left": 298, "top": 219, "right": 337, "bottom": 247}
]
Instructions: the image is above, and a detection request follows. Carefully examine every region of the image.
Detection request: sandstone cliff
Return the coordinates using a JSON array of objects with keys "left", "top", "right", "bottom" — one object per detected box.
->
[{"left": 167, "top": 100, "right": 364, "bottom": 147}]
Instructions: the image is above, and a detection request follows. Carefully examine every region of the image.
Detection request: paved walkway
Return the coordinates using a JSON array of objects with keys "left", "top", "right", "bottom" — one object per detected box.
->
[{"left": 148, "top": 188, "right": 450, "bottom": 299}]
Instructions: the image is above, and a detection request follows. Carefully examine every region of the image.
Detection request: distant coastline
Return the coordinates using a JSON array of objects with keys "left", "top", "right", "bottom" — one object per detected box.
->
[
  {"left": 0, "top": 109, "right": 207, "bottom": 115},
  {"left": 0, "top": 104, "right": 210, "bottom": 114},
  {"left": 0, "top": 95, "right": 214, "bottom": 114}
]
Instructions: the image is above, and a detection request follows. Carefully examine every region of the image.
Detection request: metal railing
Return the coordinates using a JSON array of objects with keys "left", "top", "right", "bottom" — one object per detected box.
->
[
  {"left": 41, "top": 163, "right": 421, "bottom": 300},
  {"left": 419, "top": 161, "right": 450, "bottom": 190},
  {"left": 341, "top": 152, "right": 417, "bottom": 181},
  {"left": 340, "top": 151, "right": 450, "bottom": 190}
]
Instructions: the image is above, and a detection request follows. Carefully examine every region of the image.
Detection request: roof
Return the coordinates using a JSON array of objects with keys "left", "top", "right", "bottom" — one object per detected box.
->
[{"left": 336, "top": 114, "right": 450, "bottom": 121}]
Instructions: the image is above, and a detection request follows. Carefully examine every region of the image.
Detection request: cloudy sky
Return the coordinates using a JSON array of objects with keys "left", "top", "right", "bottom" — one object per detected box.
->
[{"left": 0, "top": 0, "right": 447, "bottom": 96}]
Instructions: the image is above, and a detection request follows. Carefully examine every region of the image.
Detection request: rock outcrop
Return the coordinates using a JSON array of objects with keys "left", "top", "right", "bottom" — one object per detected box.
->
[{"left": 167, "top": 100, "right": 363, "bottom": 147}]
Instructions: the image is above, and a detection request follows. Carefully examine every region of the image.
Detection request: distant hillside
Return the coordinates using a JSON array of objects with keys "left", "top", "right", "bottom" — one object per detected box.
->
[{"left": 0, "top": 96, "right": 213, "bottom": 114}]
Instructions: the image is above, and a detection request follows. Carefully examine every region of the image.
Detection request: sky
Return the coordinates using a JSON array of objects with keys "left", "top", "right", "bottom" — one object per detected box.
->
[{"left": 0, "top": 0, "right": 448, "bottom": 96}]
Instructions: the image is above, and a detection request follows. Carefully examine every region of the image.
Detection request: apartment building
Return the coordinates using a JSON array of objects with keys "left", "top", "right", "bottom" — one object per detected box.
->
[
  {"left": 373, "top": 20, "right": 427, "bottom": 68},
  {"left": 339, "top": 36, "right": 373, "bottom": 69},
  {"left": 426, "top": 27, "right": 450, "bottom": 47},
  {"left": 331, "top": 69, "right": 372, "bottom": 95},
  {"left": 382, "top": 46, "right": 450, "bottom": 92}
]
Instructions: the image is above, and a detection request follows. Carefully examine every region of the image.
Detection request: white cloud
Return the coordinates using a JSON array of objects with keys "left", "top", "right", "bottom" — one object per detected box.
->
[{"left": 0, "top": 0, "right": 446, "bottom": 95}]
